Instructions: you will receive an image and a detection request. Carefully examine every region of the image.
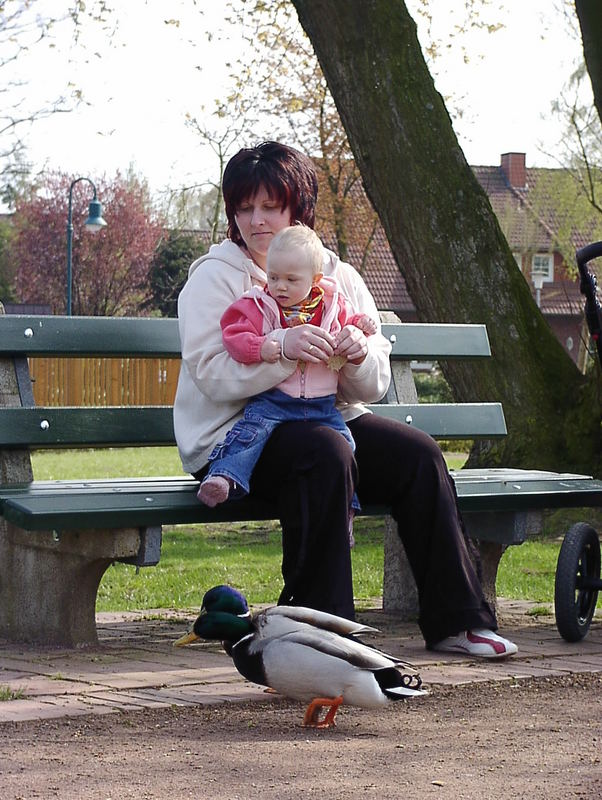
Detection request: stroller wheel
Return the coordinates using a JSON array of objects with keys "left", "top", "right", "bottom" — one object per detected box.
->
[{"left": 554, "top": 523, "right": 601, "bottom": 642}]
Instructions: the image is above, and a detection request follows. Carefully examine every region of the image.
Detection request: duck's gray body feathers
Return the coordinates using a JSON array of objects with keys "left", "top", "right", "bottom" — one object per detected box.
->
[{"left": 231, "top": 606, "right": 425, "bottom": 707}]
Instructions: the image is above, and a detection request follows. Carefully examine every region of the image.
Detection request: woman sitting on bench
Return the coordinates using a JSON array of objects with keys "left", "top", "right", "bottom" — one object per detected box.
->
[{"left": 174, "top": 140, "right": 517, "bottom": 659}]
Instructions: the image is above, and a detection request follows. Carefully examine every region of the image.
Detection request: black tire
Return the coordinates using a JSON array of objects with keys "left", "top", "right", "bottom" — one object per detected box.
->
[{"left": 554, "top": 523, "right": 601, "bottom": 642}]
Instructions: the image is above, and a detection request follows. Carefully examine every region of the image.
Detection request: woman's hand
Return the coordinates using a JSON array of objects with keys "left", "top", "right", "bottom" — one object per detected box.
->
[
  {"left": 282, "top": 324, "right": 335, "bottom": 363},
  {"left": 334, "top": 325, "right": 369, "bottom": 364}
]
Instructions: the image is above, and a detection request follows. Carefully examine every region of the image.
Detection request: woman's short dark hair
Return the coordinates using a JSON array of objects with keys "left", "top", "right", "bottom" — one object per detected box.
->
[{"left": 222, "top": 141, "right": 319, "bottom": 246}]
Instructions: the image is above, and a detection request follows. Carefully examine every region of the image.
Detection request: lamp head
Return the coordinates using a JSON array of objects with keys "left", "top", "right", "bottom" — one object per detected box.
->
[
  {"left": 85, "top": 199, "right": 107, "bottom": 232},
  {"left": 531, "top": 273, "right": 545, "bottom": 291}
]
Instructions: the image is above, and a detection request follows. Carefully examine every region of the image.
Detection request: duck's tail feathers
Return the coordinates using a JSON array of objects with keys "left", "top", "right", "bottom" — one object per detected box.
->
[
  {"left": 383, "top": 684, "right": 429, "bottom": 699},
  {"left": 374, "top": 667, "right": 428, "bottom": 700}
]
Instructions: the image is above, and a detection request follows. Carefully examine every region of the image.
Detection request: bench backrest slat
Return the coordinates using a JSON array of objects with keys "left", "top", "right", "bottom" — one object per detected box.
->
[
  {"left": 0, "top": 316, "right": 181, "bottom": 357},
  {"left": 0, "top": 407, "right": 175, "bottom": 446},
  {"left": 380, "top": 323, "right": 491, "bottom": 359},
  {"left": 374, "top": 402, "right": 507, "bottom": 438},
  {"left": 0, "top": 402, "right": 506, "bottom": 447},
  {"left": 0, "top": 316, "right": 491, "bottom": 360}
]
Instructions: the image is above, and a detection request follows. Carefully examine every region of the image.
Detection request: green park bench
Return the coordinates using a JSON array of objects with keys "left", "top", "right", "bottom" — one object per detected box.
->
[{"left": 1, "top": 311, "right": 601, "bottom": 647}]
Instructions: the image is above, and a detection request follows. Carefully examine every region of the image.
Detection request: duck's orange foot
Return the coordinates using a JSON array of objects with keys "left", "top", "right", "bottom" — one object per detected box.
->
[{"left": 302, "top": 696, "right": 343, "bottom": 728}]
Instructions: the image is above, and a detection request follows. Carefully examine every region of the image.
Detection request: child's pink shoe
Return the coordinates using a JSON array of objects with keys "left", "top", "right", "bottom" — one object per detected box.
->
[{"left": 197, "top": 475, "right": 231, "bottom": 507}]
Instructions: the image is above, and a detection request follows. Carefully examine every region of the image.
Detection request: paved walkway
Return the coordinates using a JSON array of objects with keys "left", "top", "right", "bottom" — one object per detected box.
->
[{"left": 0, "top": 600, "right": 600, "bottom": 723}]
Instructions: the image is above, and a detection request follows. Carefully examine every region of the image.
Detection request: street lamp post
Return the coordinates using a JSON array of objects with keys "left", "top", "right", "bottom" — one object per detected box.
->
[{"left": 66, "top": 177, "right": 107, "bottom": 316}]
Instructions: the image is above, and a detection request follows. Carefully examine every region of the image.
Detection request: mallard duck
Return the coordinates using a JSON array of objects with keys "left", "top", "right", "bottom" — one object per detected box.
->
[{"left": 174, "top": 585, "right": 426, "bottom": 727}]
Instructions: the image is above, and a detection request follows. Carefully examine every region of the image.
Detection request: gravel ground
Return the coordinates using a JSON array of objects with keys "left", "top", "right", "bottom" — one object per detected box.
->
[{"left": 1, "top": 672, "right": 600, "bottom": 800}]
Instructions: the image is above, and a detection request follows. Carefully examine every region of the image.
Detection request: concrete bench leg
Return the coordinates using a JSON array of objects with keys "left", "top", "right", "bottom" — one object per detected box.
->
[
  {"left": 382, "top": 515, "right": 529, "bottom": 619},
  {"left": 383, "top": 524, "right": 506, "bottom": 620},
  {"left": 380, "top": 311, "right": 421, "bottom": 617},
  {"left": 0, "top": 524, "right": 144, "bottom": 647},
  {"left": 474, "top": 540, "right": 506, "bottom": 610},
  {"left": 464, "top": 511, "right": 542, "bottom": 612},
  {"left": 382, "top": 515, "right": 419, "bottom": 617}
]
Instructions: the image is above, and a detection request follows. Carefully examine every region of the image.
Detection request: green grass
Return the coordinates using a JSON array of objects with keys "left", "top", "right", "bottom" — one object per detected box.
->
[
  {"left": 444, "top": 452, "right": 468, "bottom": 470},
  {"left": 32, "top": 445, "right": 464, "bottom": 481},
  {"left": 31, "top": 448, "right": 601, "bottom": 614},
  {"left": 96, "top": 520, "right": 601, "bottom": 614},
  {"left": 496, "top": 539, "right": 561, "bottom": 604},
  {"left": 32, "top": 446, "right": 185, "bottom": 480},
  {"left": 97, "top": 517, "right": 386, "bottom": 612},
  {"left": 0, "top": 685, "right": 25, "bottom": 701}
]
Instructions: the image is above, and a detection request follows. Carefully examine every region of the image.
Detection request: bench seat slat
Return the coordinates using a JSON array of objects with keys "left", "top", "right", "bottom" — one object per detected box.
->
[
  {"left": 450, "top": 470, "right": 602, "bottom": 512},
  {"left": 0, "top": 402, "right": 507, "bottom": 446},
  {"left": 2, "top": 469, "right": 602, "bottom": 531}
]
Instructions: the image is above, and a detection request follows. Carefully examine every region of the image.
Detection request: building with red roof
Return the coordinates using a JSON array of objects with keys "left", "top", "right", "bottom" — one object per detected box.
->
[{"left": 319, "top": 152, "right": 602, "bottom": 369}]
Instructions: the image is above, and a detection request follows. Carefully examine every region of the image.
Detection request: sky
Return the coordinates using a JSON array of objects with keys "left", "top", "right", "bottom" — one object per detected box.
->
[{"left": 4, "top": 0, "right": 591, "bottom": 208}]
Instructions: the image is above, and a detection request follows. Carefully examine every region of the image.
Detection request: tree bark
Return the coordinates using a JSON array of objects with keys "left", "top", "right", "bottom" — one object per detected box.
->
[
  {"left": 575, "top": 0, "right": 602, "bottom": 124},
  {"left": 291, "top": 0, "right": 601, "bottom": 475}
]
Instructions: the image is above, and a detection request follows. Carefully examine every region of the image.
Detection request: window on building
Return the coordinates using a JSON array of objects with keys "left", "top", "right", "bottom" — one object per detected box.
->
[
  {"left": 531, "top": 253, "right": 554, "bottom": 282},
  {"left": 512, "top": 252, "right": 523, "bottom": 269}
]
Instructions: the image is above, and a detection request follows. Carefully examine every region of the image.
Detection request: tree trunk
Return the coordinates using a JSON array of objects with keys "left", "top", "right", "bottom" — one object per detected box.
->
[
  {"left": 575, "top": 0, "right": 602, "bottom": 124},
  {"left": 292, "top": 0, "right": 601, "bottom": 475}
]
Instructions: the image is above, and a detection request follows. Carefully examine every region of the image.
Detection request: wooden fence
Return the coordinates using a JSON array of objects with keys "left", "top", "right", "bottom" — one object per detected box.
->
[{"left": 29, "top": 357, "right": 181, "bottom": 406}]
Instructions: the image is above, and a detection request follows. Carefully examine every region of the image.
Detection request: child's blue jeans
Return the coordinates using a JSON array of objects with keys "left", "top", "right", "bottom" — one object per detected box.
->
[{"left": 206, "top": 388, "right": 356, "bottom": 499}]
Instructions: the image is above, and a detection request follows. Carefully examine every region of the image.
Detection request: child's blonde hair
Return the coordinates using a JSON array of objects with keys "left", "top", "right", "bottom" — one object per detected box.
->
[{"left": 267, "top": 224, "right": 324, "bottom": 276}]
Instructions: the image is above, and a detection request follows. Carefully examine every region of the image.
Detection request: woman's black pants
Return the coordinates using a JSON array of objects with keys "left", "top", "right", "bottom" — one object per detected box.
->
[{"left": 211, "top": 413, "right": 497, "bottom": 645}]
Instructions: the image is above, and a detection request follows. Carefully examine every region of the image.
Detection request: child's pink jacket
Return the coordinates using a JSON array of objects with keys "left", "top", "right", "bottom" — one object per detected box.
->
[{"left": 220, "top": 276, "right": 369, "bottom": 399}]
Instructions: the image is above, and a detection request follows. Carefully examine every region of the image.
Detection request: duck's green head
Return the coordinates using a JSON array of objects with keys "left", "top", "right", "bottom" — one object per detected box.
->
[
  {"left": 174, "top": 585, "right": 252, "bottom": 648},
  {"left": 200, "top": 585, "right": 250, "bottom": 618},
  {"left": 174, "top": 610, "right": 252, "bottom": 647}
]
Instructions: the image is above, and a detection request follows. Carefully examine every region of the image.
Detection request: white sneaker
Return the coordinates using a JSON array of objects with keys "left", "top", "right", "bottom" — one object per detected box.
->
[{"left": 431, "top": 629, "right": 518, "bottom": 659}]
